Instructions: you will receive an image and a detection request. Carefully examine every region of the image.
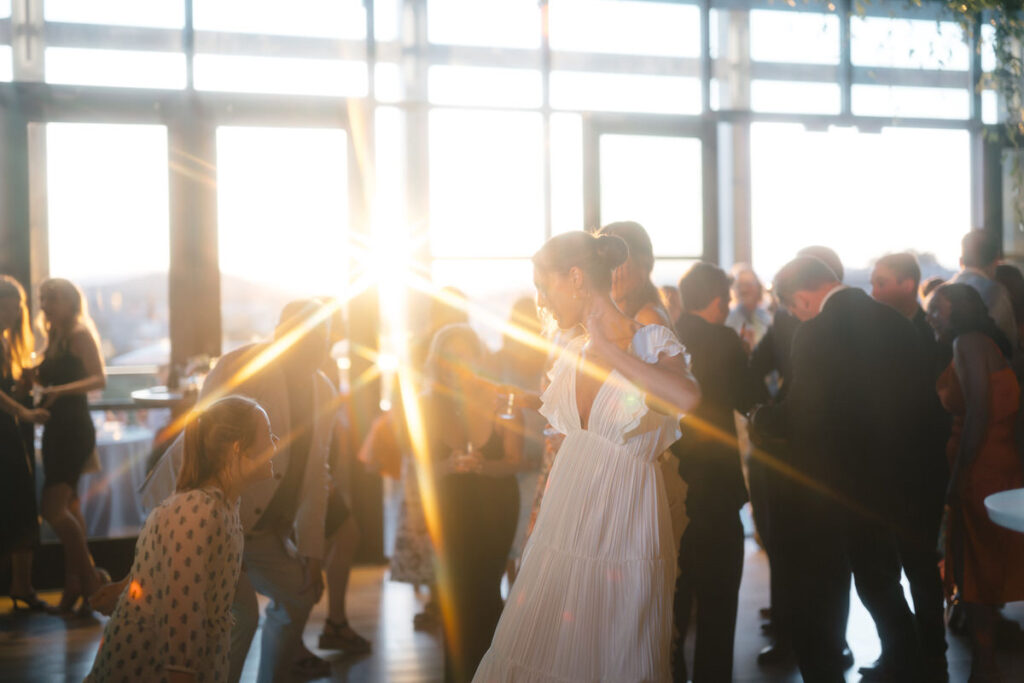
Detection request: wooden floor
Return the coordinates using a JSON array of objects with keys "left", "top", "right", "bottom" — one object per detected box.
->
[{"left": 2, "top": 541, "right": 1022, "bottom": 682}]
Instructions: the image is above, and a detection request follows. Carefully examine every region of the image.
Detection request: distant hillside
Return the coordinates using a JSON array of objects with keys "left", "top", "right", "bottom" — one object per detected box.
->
[{"left": 75, "top": 272, "right": 306, "bottom": 365}]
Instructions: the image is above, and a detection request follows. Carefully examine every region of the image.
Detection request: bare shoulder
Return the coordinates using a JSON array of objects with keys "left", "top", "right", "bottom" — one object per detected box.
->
[
  {"left": 68, "top": 325, "right": 99, "bottom": 351},
  {"left": 954, "top": 332, "right": 1006, "bottom": 373},
  {"left": 635, "top": 303, "right": 671, "bottom": 328},
  {"left": 954, "top": 331, "right": 994, "bottom": 356},
  {"left": 70, "top": 323, "right": 94, "bottom": 340}
]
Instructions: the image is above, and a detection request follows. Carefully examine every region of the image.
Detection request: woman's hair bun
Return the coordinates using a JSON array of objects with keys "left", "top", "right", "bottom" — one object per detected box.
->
[{"left": 594, "top": 233, "right": 629, "bottom": 270}]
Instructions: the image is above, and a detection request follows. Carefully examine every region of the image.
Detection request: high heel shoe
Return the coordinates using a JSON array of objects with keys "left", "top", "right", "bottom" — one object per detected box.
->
[
  {"left": 57, "top": 575, "right": 83, "bottom": 615},
  {"left": 9, "top": 593, "right": 55, "bottom": 613}
]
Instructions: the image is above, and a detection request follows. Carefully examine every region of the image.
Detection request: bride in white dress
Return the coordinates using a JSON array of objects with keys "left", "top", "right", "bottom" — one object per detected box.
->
[{"left": 473, "top": 231, "right": 701, "bottom": 682}]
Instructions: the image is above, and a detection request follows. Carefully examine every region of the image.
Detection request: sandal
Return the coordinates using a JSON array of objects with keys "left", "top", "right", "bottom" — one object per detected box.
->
[
  {"left": 318, "top": 618, "right": 372, "bottom": 654},
  {"left": 290, "top": 654, "right": 331, "bottom": 679}
]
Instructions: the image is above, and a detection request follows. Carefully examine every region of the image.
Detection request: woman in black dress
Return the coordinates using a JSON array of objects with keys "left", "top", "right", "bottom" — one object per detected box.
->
[
  {"left": 36, "top": 278, "right": 108, "bottom": 614},
  {"left": 425, "top": 324, "right": 523, "bottom": 683},
  {"left": 0, "top": 275, "right": 51, "bottom": 611}
]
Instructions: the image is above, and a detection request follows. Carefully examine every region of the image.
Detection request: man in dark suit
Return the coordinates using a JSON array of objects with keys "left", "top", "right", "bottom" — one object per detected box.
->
[
  {"left": 751, "top": 256, "right": 925, "bottom": 681},
  {"left": 749, "top": 246, "right": 848, "bottom": 668},
  {"left": 870, "top": 253, "right": 950, "bottom": 679},
  {"left": 672, "top": 262, "right": 758, "bottom": 683}
]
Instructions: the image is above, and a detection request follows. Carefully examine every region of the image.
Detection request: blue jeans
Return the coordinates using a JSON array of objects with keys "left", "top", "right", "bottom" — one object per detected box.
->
[{"left": 228, "top": 531, "right": 316, "bottom": 683}]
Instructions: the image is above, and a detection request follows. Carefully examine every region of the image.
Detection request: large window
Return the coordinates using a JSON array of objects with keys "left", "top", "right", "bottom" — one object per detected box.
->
[
  {"left": 44, "top": 123, "right": 171, "bottom": 365},
  {"left": 216, "top": 126, "right": 350, "bottom": 348},
  {"left": 427, "top": 108, "right": 545, "bottom": 346},
  {"left": 193, "top": 0, "right": 367, "bottom": 97},
  {"left": 751, "top": 123, "right": 971, "bottom": 284},
  {"left": 599, "top": 134, "right": 703, "bottom": 258},
  {"left": 749, "top": 10, "right": 840, "bottom": 65},
  {"left": 428, "top": 109, "right": 545, "bottom": 259},
  {"left": 549, "top": 0, "right": 700, "bottom": 58},
  {"left": 42, "top": 1, "right": 186, "bottom": 88},
  {"left": 428, "top": 0, "right": 539, "bottom": 49},
  {"left": 44, "top": 0, "right": 184, "bottom": 28}
]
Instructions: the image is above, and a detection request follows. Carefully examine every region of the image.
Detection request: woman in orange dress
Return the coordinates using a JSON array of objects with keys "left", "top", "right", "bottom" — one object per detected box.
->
[{"left": 928, "top": 283, "right": 1024, "bottom": 682}]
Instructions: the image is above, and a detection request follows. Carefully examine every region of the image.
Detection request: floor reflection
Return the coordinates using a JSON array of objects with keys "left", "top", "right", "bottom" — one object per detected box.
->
[{"left": 2, "top": 543, "right": 1023, "bottom": 682}]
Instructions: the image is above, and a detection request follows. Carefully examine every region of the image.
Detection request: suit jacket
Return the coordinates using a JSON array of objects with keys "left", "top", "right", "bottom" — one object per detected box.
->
[
  {"left": 749, "top": 308, "right": 800, "bottom": 400},
  {"left": 141, "top": 343, "right": 336, "bottom": 560},
  {"left": 673, "top": 313, "right": 758, "bottom": 516},
  {"left": 769, "top": 288, "right": 931, "bottom": 518}
]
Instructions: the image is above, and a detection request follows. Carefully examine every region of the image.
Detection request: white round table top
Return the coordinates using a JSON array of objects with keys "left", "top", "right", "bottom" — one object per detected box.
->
[
  {"left": 985, "top": 488, "right": 1024, "bottom": 534},
  {"left": 131, "top": 386, "right": 186, "bottom": 408}
]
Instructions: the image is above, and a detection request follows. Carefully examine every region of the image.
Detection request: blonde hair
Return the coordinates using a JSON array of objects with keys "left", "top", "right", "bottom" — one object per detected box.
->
[
  {"left": 0, "top": 275, "right": 33, "bottom": 380},
  {"left": 37, "top": 278, "right": 103, "bottom": 369},
  {"left": 177, "top": 396, "right": 266, "bottom": 492}
]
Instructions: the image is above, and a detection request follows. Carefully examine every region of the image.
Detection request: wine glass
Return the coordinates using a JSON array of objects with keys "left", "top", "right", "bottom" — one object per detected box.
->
[
  {"left": 454, "top": 441, "right": 480, "bottom": 473},
  {"left": 498, "top": 391, "right": 517, "bottom": 420}
]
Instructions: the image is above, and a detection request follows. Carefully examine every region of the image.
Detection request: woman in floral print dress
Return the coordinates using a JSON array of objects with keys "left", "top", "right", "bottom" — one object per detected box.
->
[{"left": 86, "top": 396, "right": 277, "bottom": 683}]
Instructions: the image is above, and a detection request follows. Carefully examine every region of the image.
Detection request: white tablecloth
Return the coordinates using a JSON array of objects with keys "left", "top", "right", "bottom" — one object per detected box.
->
[
  {"left": 985, "top": 488, "right": 1024, "bottom": 534},
  {"left": 79, "top": 425, "right": 154, "bottom": 537}
]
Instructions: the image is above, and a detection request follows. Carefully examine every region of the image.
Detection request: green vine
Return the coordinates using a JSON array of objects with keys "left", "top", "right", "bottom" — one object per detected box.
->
[
  {"left": 841, "top": 0, "right": 1024, "bottom": 227},
  {"left": 945, "top": 0, "right": 1024, "bottom": 228}
]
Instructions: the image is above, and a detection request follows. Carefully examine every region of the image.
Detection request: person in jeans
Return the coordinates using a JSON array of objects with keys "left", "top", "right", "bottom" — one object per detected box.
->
[{"left": 143, "top": 300, "right": 338, "bottom": 682}]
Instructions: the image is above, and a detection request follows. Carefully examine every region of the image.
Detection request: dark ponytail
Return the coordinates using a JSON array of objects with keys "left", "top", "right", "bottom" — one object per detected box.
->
[
  {"left": 176, "top": 395, "right": 265, "bottom": 492},
  {"left": 533, "top": 231, "right": 628, "bottom": 291}
]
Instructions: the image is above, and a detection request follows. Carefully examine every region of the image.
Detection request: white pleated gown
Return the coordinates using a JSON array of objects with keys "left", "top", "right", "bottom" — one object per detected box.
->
[{"left": 473, "top": 325, "right": 686, "bottom": 683}]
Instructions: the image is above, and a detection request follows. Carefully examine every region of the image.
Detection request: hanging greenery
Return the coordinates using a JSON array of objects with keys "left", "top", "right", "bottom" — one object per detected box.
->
[
  {"left": 837, "top": 0, "right": 1024, "bottom": 226},
  {"left": 938, "top": 1, "right": 1018, "bottom": 131},
  {"left": 944, "top": 0, "right": 1024, "bottom": 225}
]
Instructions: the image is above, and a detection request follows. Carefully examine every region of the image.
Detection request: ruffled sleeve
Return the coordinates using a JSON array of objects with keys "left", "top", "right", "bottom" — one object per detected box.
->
[
  {"left": 632, "top": 324, "right": 690, "bottom": 367},
  {"left": 620, "top": 325, "right": 686, "bottom": 450}
]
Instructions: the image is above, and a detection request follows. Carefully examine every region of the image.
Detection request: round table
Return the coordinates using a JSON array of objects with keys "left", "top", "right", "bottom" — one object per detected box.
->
[
  {"left": 984, "top": 488, "right": 1024, "bottom": 533},
  {"left": 130, "top": 386, "right": 187, "bottom": 409},
  {"left": 80, "top": 425, "right": 154, "bottom": 537}
]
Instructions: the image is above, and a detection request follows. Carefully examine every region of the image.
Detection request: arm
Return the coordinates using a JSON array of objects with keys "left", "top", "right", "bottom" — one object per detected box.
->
[
  {"left": 89, "top": 575, "right": 130, "bottom": 616},
  {"left": 41, "top": 328, "right": 106, "bottom": 405},
  {"left": 948, "top": 335, "right": 995, "bottom": 504},
  {"left": 479, "top": 372, "right": 542, "bottom": 412},
  {"left": 587, "top": 326, "right": 700, "bottom": 416},
  {"left": 0, "top": 387, "right": 48, "bottom": 423},
  {"left": 162, "top": 499, "right": 216, "bottom": 679}
]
